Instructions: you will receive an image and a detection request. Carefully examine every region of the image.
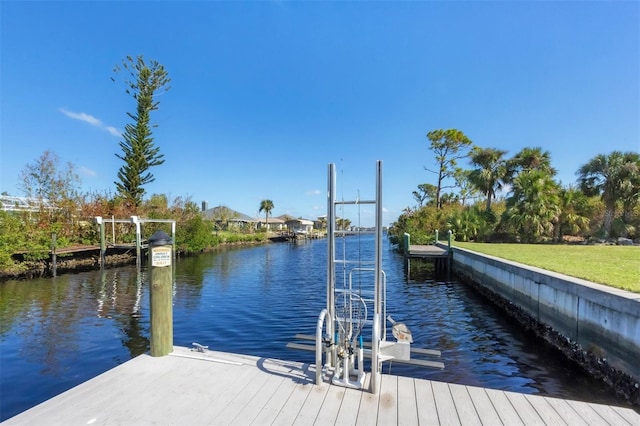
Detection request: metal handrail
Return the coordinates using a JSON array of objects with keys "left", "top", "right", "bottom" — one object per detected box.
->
[{"left": 315, "top": 308, "right": 330, "bottom": 385}]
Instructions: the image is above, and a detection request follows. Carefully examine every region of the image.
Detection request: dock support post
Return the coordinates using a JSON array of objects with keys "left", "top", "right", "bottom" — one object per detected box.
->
[
  {"left": 96, "top": 217, "right": 105, "bottom": 269},
  {"left": 131, "top": 216, "right": 141, "bottom": 269},
  {"left": 148, "top": 230, "right": 174, "bottom": 357},
  {"left": 447, "top": 230, "right": 452, "bottom": 277},
  {"left": 51, "top": 232, "right": 57, "bottom": 277},
  {"left": 403, "top": 233, "right": 410, "bottom": 280}
]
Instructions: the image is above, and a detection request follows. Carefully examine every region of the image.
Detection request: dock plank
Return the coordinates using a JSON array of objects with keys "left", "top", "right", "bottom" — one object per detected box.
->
[
  {"left": 213, "top": 365, "right": 272, "bottom": 424},
  {"left": 355, "top": 384, "right": 380, "bottom": 426},
  {"left": 524, "top": 393, "right": 568, "bottom": 426},
  {"left": 397, "top": 376, "right": 418, "bottom": 426},
  {"left": 431, "top": 381, "right": 460, "bottom": 426},
  {"left": 414, "top": 378, "right": 439, "bottom": 426},
  {"left": 377, "top": 374, "right": 398, "bottom": 425},
  {"left": 314, "top": 382, "right": 345, "bottom": 425},
  {"left": 229, "top": 372, "right": 286, "bottom": 425},
  {"left": 565, "top": 400, "right": 610, "bottom": 426},
  {"left": 536, "top": 396, "right": 586, "bottom": 426},
  {"left": 334, "top": 387, "right": 363, "bottom": 426},
  {"left": 250, "top": 375, "right": 300, "bottom": 425},
  {"left": 504, "top": 392, "right": 544, "bottom": 425},
  {"left": 612, "top": 405, "right": 640, "bottom": 426},
  {"left": 484, "top": 387, "right": 524, "bottom": 426},
  {"left": 465, "top": 385, "right": 503, "bottom": 425},
  {"left": 587, "top": 402, "right": 635, "bottom": 425},
  {"left": 271, "top": 381, "right": 314, "bottom": 425},
  {"left": 448, "top": 384, "right": 481, "bottom": 425},
  {"left": 294, "top": 383, "right": 330, "bottom": 424}
]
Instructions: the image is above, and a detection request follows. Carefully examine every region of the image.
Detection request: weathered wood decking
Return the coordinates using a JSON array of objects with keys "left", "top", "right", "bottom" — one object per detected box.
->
[
  {"left": 3, "top": 346, "right": 638, "bottom": 425},
  {"left": 407, "top": 244, "right": 449, "bottom": 259}
]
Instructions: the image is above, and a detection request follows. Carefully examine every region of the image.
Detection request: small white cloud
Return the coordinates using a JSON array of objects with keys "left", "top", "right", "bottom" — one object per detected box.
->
[
  {"left": 79, "top": 166, "right": 97, "bottom": 177},
  {"left": 306, "top": 189, "right": 321, "bottom": 196},
  {"left": 105, "top": 126, "right": 121, "bottom": 137},
  {"left": 59, "top": 108, "right": 120, "bottom": 137}
]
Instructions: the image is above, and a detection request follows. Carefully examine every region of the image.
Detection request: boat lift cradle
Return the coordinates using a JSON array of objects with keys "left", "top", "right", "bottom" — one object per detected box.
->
[{"left": 287, "top": 161, "right": 443, "bottom": 394}]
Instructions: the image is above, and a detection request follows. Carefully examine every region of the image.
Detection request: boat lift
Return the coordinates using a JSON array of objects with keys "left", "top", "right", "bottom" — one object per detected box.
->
[{"left": 288, "top": 161, "right": 443, "bottom": 394}]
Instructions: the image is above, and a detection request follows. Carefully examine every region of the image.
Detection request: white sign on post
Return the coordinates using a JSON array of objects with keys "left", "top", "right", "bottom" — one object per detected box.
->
[{"left": 151, "top": 246, "right": 172, "bottom": 267}]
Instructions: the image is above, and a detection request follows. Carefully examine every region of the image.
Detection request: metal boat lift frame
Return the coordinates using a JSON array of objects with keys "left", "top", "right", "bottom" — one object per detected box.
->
[
  {"left": 324, "top": 160, "right": 385, "bottom": 393},
  {"left": 307, "top": 160, "right": 442, "bottom": 394}
]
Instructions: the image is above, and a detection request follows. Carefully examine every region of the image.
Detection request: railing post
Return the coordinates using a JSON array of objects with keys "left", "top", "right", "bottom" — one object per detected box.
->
[
  {"left": 403, "top": 232, "right": 410, "bottom": 253},
  {"left": 447, "top": 230, "right": 453, "bottom": 277},
  {"left": 51, "top": 232, "right": 57, "bottom": 277},
  {"left": 96, "top": 216, "right": 105, "bottom": 269},
  {"left": 148, "top": 230, "right": 174, "bottom": 357}
]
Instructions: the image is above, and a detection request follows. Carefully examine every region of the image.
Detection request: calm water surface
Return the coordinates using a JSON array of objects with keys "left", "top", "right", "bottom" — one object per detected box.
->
[{"left": 0, "top": 236, "right": 628, "bottom": 420}]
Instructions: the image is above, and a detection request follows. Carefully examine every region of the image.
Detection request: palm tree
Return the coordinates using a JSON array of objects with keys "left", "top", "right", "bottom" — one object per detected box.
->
[
  {"left": 467, "top": 147, "right": 509, "bottom": 211},
  {"left": 509, "top": 147, "right": 557, "bottom": 177},
  {"left": 618, "top": 152, "right": 640, "bottom": 223},
  {"left": 504, "top": 170, "right": 560, "bottom": 243},
  {"left": 259, "top": 199, "right": 274, "bottom": 232},
  {"left": 553, "top": 186, "right": 590, "bottom": 242},
  {"left": 577, "top": 151, "right": 638, "bottom": 238}
]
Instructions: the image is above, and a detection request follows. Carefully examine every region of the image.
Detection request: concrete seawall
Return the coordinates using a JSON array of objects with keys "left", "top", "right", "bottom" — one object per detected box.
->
[{"left": 446, "top": 244, "right": 640, "bottom": 395}]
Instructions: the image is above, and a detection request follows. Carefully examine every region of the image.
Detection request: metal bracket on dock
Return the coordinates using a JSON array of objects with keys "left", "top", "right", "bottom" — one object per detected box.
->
[{"left": 191, "top": 342, "right": 209, "bottom": 353}]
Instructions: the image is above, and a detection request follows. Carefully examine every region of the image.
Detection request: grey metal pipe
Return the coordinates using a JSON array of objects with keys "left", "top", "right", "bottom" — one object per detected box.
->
[{"left": 316, "top": 308, "right": 328, "bottom": 385}]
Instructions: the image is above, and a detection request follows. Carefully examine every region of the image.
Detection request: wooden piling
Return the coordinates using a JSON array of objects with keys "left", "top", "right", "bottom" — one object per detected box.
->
[{"left": 148, "top": 230, "right": 174, "bottom": 357}]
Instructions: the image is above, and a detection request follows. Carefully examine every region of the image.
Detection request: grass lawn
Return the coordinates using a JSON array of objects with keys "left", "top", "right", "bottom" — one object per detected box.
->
[{"left": 452, "top": 242, "right": 640, "bottom": 293}]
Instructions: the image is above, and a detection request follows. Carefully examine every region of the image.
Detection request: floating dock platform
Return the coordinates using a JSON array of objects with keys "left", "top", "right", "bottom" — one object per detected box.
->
[{"left": 3, "top": 346, "right": 638, "bottom": 425}]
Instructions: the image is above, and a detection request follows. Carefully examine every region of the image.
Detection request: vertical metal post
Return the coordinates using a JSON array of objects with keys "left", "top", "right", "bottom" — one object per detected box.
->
[
  {"left": 371, "top": 160, "right": 383, "bottom": 394},
  {"left": 131, "top": 216, "right": 141, "bottom": 268},
  {"left": 327, "top": 163, "right": 336, "bottom": 367},
  {"left": 148, "top": 230, "right": 174, "bottom": 357},
  {"left": 51, "top": 232, "right": 57, "bottom": 277},
  {"left": 435, "top": 229, "right": 439, "bottom": 243},
  {"left": 96, "top": 216, "right": 105, "bottom": 269}
]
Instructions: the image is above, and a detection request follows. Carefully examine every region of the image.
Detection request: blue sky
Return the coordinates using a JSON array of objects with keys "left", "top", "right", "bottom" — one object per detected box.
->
[{"left": 1, "top": 1, "right": 638, "bottom": 227}]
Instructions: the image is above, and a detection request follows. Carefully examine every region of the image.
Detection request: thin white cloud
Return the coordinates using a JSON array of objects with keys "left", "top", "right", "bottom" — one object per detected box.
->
[
  {"left": 105, "top": 126, "right": 121, "bottom": 137},
  {"left": 59, "top": 108, "right": 121, "bottom": 137},
  {"left": 306, "top": 189, "right": 321, "bottom": 196},
  {"left": 79, "top": 166, "right": 97, "bottom": 177}
]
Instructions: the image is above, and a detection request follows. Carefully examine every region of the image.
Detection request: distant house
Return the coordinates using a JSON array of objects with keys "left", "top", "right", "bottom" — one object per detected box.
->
[
  {"left": 315, "top": 215, "right": 327, "bottom": 230},
  {"left": 202, "top": 205, "right": 257, "bottom": 230},
  {"left": 285, "top": 218, "right": 314, "bottom": 235},
  {"left": 256, "top": 216, "right": 285, "bottom": 231},
  {"left": 277, "top": 214, "right": 296, "bottom": 223}
]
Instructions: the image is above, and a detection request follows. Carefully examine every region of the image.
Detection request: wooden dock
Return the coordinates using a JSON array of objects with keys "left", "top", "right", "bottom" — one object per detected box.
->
[
  {"left": 405, "top": 244, "right": 451, "bottom": 275},
  {"left": 3, "top": 346, "right": 638, "bottom": 425},
  {"left": 407, "top": 244, "right": 449, "bottom": 259}
]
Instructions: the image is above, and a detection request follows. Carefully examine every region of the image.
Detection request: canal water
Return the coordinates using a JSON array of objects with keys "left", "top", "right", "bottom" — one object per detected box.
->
[{"left": 0, "top": 235, "right": 628, "bottom": 420}]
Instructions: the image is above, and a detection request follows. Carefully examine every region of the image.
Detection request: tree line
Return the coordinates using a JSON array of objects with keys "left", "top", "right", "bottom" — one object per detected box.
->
[{"left": 389, "top": 128, "right": 639, "bottom": 247}]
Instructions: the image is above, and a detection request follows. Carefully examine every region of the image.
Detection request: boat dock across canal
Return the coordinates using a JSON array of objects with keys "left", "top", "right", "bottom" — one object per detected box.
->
[{"left": 3, "top": 346, "right": 638, "bottom": 426}]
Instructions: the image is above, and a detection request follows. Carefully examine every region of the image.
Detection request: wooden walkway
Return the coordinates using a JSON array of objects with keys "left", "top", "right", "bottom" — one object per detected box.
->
[
  {"left": 407, "top": 244, "right": 449, "bottom": 259},
  {"left": 3, "top": 346, "right": 638, "bottom": 426}
]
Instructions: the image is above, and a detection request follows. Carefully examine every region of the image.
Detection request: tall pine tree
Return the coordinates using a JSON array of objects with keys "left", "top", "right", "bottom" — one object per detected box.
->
[{"left": 113, "top": 55, "right": 170, "bottom": 207}]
